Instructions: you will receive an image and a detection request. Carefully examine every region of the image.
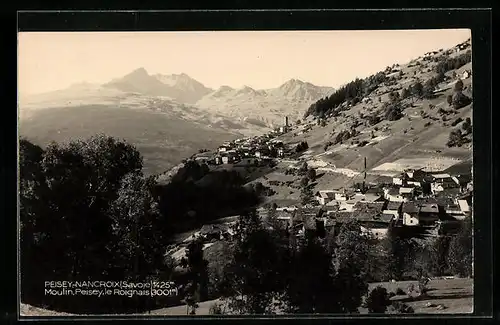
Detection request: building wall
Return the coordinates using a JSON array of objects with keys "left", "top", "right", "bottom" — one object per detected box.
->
[
  {"left": 403, "top": 213, "right": 419, "bottom": 226},
  {"left": 393, "top": 177, "right": 403, "bottom": 185}
]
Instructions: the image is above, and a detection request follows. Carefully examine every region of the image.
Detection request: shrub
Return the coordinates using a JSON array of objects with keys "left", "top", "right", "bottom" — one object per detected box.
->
[
  {"left": 385, "top": 104, "right": 403, "bottom": 121},
  {"left": 424, "top": 122, "right": 432, "bottom": 127},
  {"left": 209, "top": 302, "right": 224, "bottom": 314},
  {"left": 452, "top": 92, "right": 472, "bottom": 109},
  {"left": 387, "top": 301, "right": 415, "bottom": 314},
  {"left": 454, "top": 79, "right": 464, "bottom": 92},
  {"left": 447, "top": 129, "right": 465, "bottom": 147},
  {"left": 368, "top": 113, "right": 381, "bottom": 126},
  {"left": 366, "top": 286, "right": 391, "bottom": 313},
  {"left": 451, "top": 117, "right": 463, "bottom": 127}
]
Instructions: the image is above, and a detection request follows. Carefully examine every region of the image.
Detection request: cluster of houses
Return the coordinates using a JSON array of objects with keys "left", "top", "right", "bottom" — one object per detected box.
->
[
  {"left": 259, "top": 168, "right": 472, "bottom": 241},
  {"left": 454, "top": 38, "right": 471, "bottom": 53},
  {"left": 192, "top": 116, "right": 295, "bottom": 166}
]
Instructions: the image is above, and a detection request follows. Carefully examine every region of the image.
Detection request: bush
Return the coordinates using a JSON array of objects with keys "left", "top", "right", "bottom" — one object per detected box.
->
[
  {"left": 209, "top": 302, "right": 224, "bottom": 314},
  {"left": 452, "top": 92, "right": 472, "bottom": 109},
  {"left": 387, "top": 301, "right": 415, "bottom": 314},
  {"left": 447, "top": 129, "right": 467, "bottom": 147},
  {"left": 454, "top": 79, "right": 464, "bottom": 92},
  {"left": 424, "top": 122, "right": 432, "bottom": 127},
  {"left": 366, "top": 286, "right": 391, "bottom": 313},
  {"left": 385, "top": 104, "right": 403, "bottom": 121},
  {"left": 450, "top": 117, "right": 463, "bottom": 127}
]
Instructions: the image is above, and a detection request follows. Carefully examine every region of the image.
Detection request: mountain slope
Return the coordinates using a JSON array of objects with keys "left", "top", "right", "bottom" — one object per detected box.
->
[{"left": 252, "top": 40, "right": 473, "bottom": 198}]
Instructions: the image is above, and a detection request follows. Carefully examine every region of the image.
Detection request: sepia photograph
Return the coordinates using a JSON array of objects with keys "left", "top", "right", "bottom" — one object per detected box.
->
[{"left": 18, "top": 29, "right": 473, "bottom": 317}]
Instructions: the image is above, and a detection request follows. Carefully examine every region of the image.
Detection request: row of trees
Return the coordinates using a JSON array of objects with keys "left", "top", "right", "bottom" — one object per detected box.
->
[
  {"left": 212, "top": 212, "right": 370, "bottom": 314},
  {"left": 200, "top": 211, "right": 473, "bottom": 315},
  {"left": 435, "top": 50, "right": 472, "bottom": 75}
]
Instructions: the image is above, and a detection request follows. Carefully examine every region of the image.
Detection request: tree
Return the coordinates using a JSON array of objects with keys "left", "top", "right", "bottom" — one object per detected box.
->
[
  {"left": 307, "top": 168, "right": 317, "bottom": 181},
  {"left": 411, "top": 81, "right": 424, "bottom": 97},
  {"left": 20, "top": 135, "right": 156, "bottom": 313},
  {"left": 423, "top": 79, "right": 436, "bottom": 99},
  {"left": 334, "top": 220, "right": 370, "bottom": 313},
  {"left": 447, "top": 129, "right": 465, "bottom": 147},
  {"left": 285, "top": 237, "right": 339, "bottom": 313},
  {"left": 300, "top": 184, "right": 314, "bottom": 206},
  {"left": 300, "top": 176, "right": 310, "bottom": 188},
  {"left": 452, "top": 91, "right": 472, "bottom": 109},
  {"left": 296, "top": 119, "right": 302, "bottom": 125},
  {"left": 366, "top": 286, "right": 390, "bottom": 313},
  {"left": 219, "top": 211, "right": 289, "bottom": 314},
  {"left": 181, "top": 239, "right": 209, "bottom": 314},
  {"left": 454, "top": 79, "right": 464, "bottom": 92},
  {"left": 462, "top": 117, "right": 472, "bottom": 134},
  {"left": 426, "top": 236, "right": 451, "bottom": 277},
  {"left": 447, "top": 216, "right": 473, "bottom": 277},
  {"left": 382, "top": 224, "right": 406, "bottom": 280},
  {"left": 388, "top": 91, "right": 400, "bottom": 103},
  {"left": 447, "top": 95, "right": 453, "bottom": 106},
  {"left": 385, "top": 103, "right": 403, "bottom": 121},
  {"left": 400, "top": 88, "right": 410, "bottom": 99},
  {"left": 109, "top": 172, "right": 167, "bottom": 282},
  {"left": 298, "top": 162, "right": 309, "bottom": 176}
]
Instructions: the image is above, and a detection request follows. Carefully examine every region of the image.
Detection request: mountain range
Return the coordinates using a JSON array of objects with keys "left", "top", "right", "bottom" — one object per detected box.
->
[
  {"left": 19, "top": 68, "right": 333, "bottom": 174},
  {"left": 21, "top": 67, "right": 333, "bottom": 129}
]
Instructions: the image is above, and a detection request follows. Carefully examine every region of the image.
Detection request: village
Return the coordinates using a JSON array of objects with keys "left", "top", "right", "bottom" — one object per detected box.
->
[
  {"left": 166, "top": 117, "right": 473, "bottom": 264},
  {"left": 165, "top": 37, "right": 473, "bottom": 266}
]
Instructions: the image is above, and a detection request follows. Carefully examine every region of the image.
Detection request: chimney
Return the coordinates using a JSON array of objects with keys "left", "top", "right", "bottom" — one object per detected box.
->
[{"left": 284, "top": 116, "right": 289, "bottom": 127}]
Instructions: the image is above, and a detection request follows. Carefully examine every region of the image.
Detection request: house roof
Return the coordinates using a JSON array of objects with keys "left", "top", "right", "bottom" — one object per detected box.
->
[
  {"left": 362, "top": 193, "right": 384, "bottom": 202},
  {"left": 352, "top": 211, "right": 378, "bottom": 222},
  {"left": 399, "top": 187, "right": 414, "bottom": 194},
  {"left": 445, "top": 204, "right": 461, "bottom": 211},
  {"left": 418, "top": 203, "right": 439, "bottom": 213},
  {"left": 379, "top": 213, "right": 395, "bottom": 223},
  {"left": 329, "top": 211, "right": 354, "bottom": 222},
  {"left": 435, "top": 197, "right": 455, "bottom": 208},
  {"left": 386, "top": 187, "right": 400, "bottom": 196},
  {"left": 457, "top": 200, "right": 470, "bottom": 212},
  {"left": 454, "top": 174, "right": 472, "bottom": 185},
  {"left": 325, "top": 200, "right": 339, "bottom": 207},
  {"left": 402, "top": 202, "right": 419, "bottom": 213},
  {"left": 437, "top": 187, "right": 462, "bottom": 197},
  {"left": 317, "top": 190, "right": 336, "bottom": 199},
  {"left": 353, "top": 201, "right": 386, "bottom": 214},
  {"left": 432, "top": 173, "right": 451, "bottom": 179},
  {"left": 386, "top": 201, "right": 402, "bottom": 211}
]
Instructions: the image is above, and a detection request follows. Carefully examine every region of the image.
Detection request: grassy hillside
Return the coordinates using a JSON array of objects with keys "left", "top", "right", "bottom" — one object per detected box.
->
[
  {"left": 19, "top": 105, "right": 238, "bottom": 175},
  {"left": 256, "top": 46, "right": 473, "bottom": 195}
]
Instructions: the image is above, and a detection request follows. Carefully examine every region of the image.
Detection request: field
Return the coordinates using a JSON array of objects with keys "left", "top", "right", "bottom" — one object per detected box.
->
[{"left": 372, "top": 157, "right": 462, "bottom": 173}]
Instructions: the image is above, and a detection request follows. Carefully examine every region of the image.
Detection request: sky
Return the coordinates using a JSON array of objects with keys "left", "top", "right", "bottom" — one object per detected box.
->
[{"left": 18, "top": 29, "right": 470, "bottom": 95}]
